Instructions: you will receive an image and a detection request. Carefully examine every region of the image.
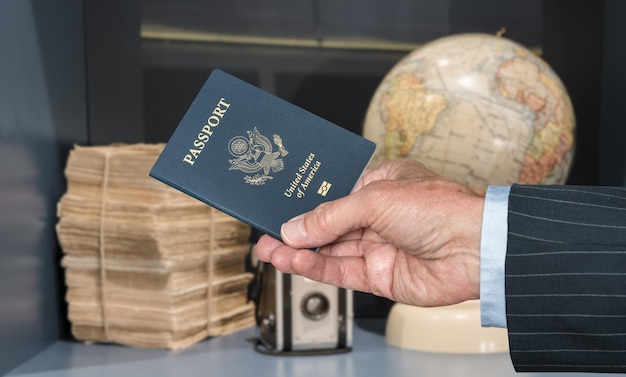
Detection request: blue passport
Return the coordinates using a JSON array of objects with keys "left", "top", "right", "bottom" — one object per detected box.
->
[{"left": 150, "top": 69, "right": 375, "bottom": 241}]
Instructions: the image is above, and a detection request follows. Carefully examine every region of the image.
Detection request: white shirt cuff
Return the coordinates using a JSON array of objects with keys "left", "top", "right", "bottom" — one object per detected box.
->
[{"left": 479, "top": 185, "right": 510, "bottom": 328}]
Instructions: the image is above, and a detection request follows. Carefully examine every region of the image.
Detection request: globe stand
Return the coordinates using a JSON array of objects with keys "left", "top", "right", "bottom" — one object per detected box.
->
[{"left": 385, "top": 300, "right": 509, "bottom": 354}]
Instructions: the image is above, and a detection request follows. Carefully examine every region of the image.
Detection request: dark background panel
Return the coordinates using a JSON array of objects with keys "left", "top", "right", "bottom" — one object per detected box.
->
[
  {"left": 317, "top": 0, "right": 452, "bottom": 45},
  {"left": 542, "top": 0, "right": 605, "bottom": 186},
  {"left": 599, "top": 0, "right": 626, "bottom": 186},
  {"left": 450, "top": 0, "right": 543, "bottom": 47},
  {"left": 84, "top": 1, "right": 144, "bottom": 145},
  {"left": 140, "top": 0, "right": 318, "bottom": 41}
]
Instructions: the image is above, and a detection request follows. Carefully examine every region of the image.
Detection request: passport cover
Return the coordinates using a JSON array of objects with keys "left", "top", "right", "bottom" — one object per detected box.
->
[{"left": 150, "top": 69, "right": 375, "bottom": 241}]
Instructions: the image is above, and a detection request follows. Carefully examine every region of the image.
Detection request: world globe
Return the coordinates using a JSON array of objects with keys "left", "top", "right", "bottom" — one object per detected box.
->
[
  {"left": 363, "top": 33, "right": 576, "bottom": 189},
  {"left": 367, "top": 33, "right": 576, "bottom": 354}
]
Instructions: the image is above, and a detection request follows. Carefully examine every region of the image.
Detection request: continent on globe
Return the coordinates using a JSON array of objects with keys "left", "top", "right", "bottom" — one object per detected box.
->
[
  {"left": 382, "top": 72, "right": 447, "bottom": 160},
  {"left": 496, "top": 53, "right": 574, "bottom": 184},
  {"left": 363, "top": 33, "right": 576, "bottom": 189}
]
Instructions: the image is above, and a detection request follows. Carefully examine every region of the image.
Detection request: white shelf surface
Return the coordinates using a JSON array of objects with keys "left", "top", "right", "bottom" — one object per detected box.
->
[{"left": 6, "top": 320, "right": 614, "bottom": 377}]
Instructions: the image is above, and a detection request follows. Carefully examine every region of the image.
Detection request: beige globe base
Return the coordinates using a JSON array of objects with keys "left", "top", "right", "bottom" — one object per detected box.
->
[{"left": 385, "top": 300, "right": 509, "bottom": 354}]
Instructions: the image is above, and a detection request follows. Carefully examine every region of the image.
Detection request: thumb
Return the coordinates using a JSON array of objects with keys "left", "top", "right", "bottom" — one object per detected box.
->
[{"left": 280, "top": 192, "right": 372, "bottom": 249}]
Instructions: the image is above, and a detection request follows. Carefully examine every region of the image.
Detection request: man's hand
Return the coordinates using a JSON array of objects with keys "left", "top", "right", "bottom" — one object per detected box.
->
[{"left": 255, "top": 159, "right": 485, "bottom": 307}]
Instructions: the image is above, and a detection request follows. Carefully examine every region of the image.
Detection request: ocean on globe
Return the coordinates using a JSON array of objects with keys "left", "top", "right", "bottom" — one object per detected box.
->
[{"left": 363, "top": 33, "right": 575, "bottom": 189}]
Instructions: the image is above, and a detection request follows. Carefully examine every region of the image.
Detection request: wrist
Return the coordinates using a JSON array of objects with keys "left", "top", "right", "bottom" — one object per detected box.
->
[{"left": 454, "top": 187, "right": 485, "bottom": 301}]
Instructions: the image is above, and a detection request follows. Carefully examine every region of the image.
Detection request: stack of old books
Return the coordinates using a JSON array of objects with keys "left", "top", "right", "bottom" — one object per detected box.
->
[{"left": 56, "top": 144, "right": 255, "bottom": 349}]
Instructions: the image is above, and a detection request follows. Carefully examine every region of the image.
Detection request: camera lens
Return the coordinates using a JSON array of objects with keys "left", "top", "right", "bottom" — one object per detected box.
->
[{"left": 301, "top": 292, "right": 330, "bottom": 320}]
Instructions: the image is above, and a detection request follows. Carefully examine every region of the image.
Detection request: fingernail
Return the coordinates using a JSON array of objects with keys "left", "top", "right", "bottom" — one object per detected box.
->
[{"left": 281, "top": 214, "right": 306, "bottom": 244}]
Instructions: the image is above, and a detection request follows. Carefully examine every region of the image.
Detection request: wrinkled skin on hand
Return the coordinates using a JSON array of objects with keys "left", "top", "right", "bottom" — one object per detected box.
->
[{"left": 255, "top": 159, "right": 485, "bottom": 307}]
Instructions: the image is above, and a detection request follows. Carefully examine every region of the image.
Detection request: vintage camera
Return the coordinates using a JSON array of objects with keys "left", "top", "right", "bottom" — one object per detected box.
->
[{"left": 253, "top": 262, "right": 352, "bottom": 354}]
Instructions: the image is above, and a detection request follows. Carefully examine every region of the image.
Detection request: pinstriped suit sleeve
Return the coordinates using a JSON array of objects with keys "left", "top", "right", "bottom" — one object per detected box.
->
[{"left": 505, "top": 184, "right": 626, "bottom": 373}]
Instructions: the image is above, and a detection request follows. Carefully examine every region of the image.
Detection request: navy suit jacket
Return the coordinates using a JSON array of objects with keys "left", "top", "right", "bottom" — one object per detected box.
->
[{"left": 505, "top": 184, "right": 626, "bottom": 373}]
